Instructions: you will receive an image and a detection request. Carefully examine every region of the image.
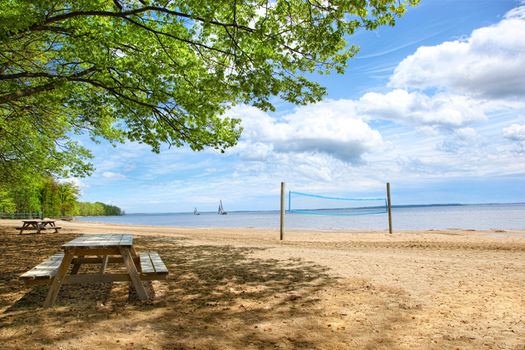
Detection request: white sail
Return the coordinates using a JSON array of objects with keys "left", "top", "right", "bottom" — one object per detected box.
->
[{"left": 218, "top": 200, "right": 227, "bottom": 215}]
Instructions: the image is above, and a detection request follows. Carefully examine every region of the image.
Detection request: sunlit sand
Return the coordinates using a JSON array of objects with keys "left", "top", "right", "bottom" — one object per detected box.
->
[{"left": 1, "top": 219, "right": 524, "bottom": 349}]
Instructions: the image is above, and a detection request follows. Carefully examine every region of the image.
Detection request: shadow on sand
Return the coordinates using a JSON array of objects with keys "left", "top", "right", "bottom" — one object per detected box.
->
[
  {"left": 0, "top": 232, "right": 418, "bottom": 349},
  {"left": 0, "top": 233, "right": 344, "bottom": 348}
]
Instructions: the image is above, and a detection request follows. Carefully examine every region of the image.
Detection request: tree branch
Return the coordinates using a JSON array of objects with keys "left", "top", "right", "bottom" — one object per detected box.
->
[
  {"left": 0, "top": 66, "right": 97, "bottom": 103},
  {"left": 24, "top": 6, "right": 254, "bottom": 35},
  {"left": 121, "top": 16, "right": 232, "bottom": 56}
]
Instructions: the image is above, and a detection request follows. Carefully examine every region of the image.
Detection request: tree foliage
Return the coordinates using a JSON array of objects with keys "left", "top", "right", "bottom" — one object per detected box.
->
[
  {"left": 0, "top": 0, "right": 418, "bottom": 179},
  {"left": 1, "top": 173, "right": 43, "bottom": 213},
  {"left": 0, "top": 175, "right": 122, "bottom": 216},
  {"left": 77, "top": 201, "right": 123, "bottom": 216}
]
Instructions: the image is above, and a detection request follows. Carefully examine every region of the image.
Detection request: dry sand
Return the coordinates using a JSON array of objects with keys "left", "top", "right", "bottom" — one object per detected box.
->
[{"left": 0, "top": 219, "right": 524, "bottom": 349}]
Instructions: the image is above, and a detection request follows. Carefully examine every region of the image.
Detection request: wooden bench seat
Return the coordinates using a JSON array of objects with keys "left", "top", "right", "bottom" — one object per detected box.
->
[
  {"left": 139, "top": 251, "right": 169, "bottom": 279},
  {"left": 17, "top": 226, "right": 62, "bottom": 234},
  {"left": 20, "top": 253, "right": 64, "bottom": 284},
  {"left": 16, "top": 226, "right": 46, "bottom": 231},
  {"left": 20, "top": 251, "right": 168, "bottom": 286}
]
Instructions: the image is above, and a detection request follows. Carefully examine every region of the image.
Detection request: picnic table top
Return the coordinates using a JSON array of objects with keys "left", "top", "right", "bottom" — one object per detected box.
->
[{"left": 62, "top": 234, "right": 133, "bottom": 249}]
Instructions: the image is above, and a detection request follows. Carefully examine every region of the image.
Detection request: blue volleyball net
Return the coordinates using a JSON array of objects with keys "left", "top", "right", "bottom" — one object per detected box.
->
[{"left": 288, "top": 191, "right": 387, "bottom": 216}]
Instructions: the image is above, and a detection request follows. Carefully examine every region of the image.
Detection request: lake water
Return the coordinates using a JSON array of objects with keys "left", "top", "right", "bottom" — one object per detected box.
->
[{"left": 76, "top": 203, "right": 525, "bottom": 231}]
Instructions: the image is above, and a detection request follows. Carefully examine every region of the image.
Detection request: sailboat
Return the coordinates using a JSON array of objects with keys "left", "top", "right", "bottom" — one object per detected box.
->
[
  {"left": 218, "top": 200, "right": 227, "bottom": 215},
  {"left": 193, "top": 207, "right": 200, "bottom": 215}
]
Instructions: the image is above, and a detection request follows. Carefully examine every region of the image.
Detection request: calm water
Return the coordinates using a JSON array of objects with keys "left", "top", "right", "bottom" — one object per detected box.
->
[{"left": 76, "top": 203, "right": 525, "bottom": 231}]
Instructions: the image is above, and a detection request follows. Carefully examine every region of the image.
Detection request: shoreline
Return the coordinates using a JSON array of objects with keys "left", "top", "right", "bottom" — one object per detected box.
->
[
  {"left": 70, "top": 217, "right": 525, "bottom": 235},
  {"left": 3, "top": 218, "right": 525, "bottom": 235}
]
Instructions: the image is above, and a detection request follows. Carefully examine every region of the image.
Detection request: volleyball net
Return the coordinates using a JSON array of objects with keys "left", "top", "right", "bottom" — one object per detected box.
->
[{"left": 287, "top": 191, "right": 387, "bottom": 216}]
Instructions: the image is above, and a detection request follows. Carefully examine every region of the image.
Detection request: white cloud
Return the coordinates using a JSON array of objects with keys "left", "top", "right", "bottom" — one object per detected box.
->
[
  {"left": 102, "top": 171, "right": 127, "bottom": 179},
  {"left": 503, "top": 123, "right": 525, "bottom": 154},
  {"left": 233, "top": 142, "right": 274, "bottom": 161},
  {"left": 390, "top": 5, "right": 525, "bottom": 99},
  {"left": 230, "top": 102, "right": 384, "bottom": 164},
  {"left": 437, "top": 127, "right": 481, "bottom": 153},
  {"left": 357, "top": 89, "right": 487, "bottom": 128},
  {"left": 503, "top": 123, "right": 525, "bottom": 141}
]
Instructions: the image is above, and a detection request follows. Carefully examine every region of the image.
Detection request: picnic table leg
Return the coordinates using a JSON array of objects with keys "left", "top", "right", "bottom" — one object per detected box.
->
[
  {"left": 49, "top": 222, "right": 58, "bottom": 233},
  {"left": 19, "top": 223, "right": 28, "bottom": 235},
  {"left": 100, "top": 255, "right": 109, "bottom": 274},
  {"left": 44, "top": 251, "right": 74, "bottom": 308},
  {"left": 120, "top": 247, "right": 149, "bottom": 301},
  {"left": 71, "top": 263, "right": 81, "bottom": 275},
  {"left": 130, "top": 247, "right": 141, "bottom": 271},
  {"left": 34, "top": 223, "right": 43, "bottom": 234}
]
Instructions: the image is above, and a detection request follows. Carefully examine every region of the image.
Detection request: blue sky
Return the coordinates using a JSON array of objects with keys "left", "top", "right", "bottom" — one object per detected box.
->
[{"left": 75, "top": 0, "right": 525, "bottom": 213}]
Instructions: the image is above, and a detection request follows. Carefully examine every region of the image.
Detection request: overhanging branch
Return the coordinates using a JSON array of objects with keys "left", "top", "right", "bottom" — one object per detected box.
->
[
  {"left": 20, "top": 6, "right": 254, "bottom": 37},
  {"left": 0, "top": 66, "right": 97, "bottom": 103}
]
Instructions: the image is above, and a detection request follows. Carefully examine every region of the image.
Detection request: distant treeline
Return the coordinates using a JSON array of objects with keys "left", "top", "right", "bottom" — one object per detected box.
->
[
  {"left": 0, "top": 176, "right": 122, "bottom": 217},
  {"left": 77, "top": 202, "right": 123, "bottom": 216}
]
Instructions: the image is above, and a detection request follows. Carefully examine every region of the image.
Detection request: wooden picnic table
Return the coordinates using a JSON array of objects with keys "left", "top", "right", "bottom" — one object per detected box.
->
[
  {"left": 20, "top": 234, "right": 168, "bottom": 307},
  {"left": 17, "top": 219, "right": 61, "bottom": 234}
]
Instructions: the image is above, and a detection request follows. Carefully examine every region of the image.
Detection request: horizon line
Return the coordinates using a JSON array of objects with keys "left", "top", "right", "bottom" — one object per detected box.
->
[{"left": 121, "top": 201, "right": 525, "bottom": 215}]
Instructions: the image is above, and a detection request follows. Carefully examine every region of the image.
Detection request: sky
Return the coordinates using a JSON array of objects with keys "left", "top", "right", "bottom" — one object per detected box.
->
[{"left": 75, "top": 0, "right": 525, "bottom": 213}]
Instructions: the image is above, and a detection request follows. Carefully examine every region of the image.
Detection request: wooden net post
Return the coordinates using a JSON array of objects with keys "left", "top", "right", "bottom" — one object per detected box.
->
[
  {"left": 280, "top": 182, "right": 285, "bottom": 241},
  {"left": 386, "top": 182, "right": 392, "bottom": 234}
]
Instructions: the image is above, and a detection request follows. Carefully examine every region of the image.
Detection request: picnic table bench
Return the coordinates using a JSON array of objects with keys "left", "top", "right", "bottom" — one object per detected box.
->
[
  {"left": 20, "top": 234, "right": 168, "bottom": 307},
  {"left": 16, "top": 220, "right": 62, "bottom": 234}
]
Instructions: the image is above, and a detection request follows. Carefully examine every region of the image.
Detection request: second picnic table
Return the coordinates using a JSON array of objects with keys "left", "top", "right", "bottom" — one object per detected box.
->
[
  {"left": 17, "top": 220, "right": 61, "bottom": 234},
  {"left": 20, "top": 234, "right": 168, "bottom": 307}
]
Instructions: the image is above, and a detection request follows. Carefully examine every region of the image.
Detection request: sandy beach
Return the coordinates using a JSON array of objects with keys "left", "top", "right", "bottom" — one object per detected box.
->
[{"left": 1, "top": 219, "right": 524, "bottom": 349}]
